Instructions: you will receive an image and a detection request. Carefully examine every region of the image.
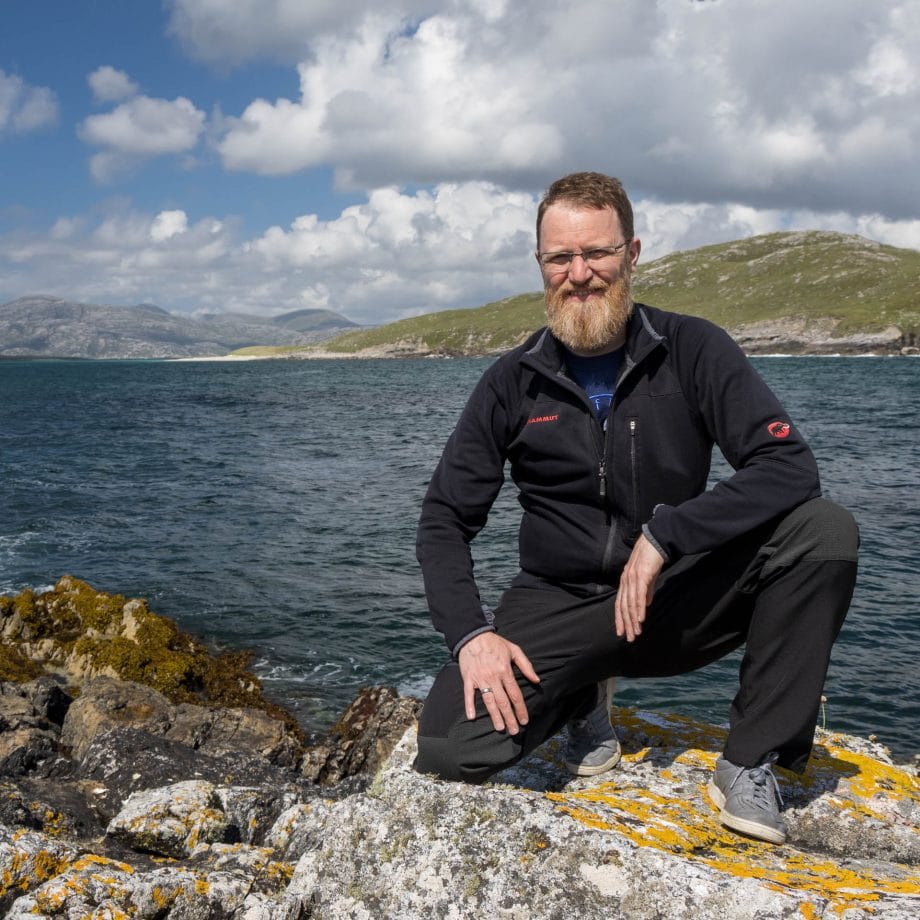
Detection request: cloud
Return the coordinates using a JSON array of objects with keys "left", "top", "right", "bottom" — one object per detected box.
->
[
  {"left": 88, "top": 66, "right": 140, "bottom": 103},
  {"left": 2, "top": 206, "right": 237, "bottom": 310},
  {"left": 79, "top": 94, "right": 207, "bottom": 182},
  {"left": 150, "top": 210, "right": 189, "bottom": 242},
  {"left": 3, "top": 185, "right": 919, "bottom": 327},
  {"left": 246, "top": 182, "right": 537, "bottom": 320},
  {"left": 166, "top": 0, "right": 435, "bottom": 65},
  {"left": 0, "top": 70, "right": 58, "bottom": 135},
  {"left": 206, "top": 0, "right": 920, "bottom": 223}
]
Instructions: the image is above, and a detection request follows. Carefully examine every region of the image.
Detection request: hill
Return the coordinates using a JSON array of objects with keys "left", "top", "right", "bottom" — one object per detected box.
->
[
  {"left": 0, "top": 297, "right": 358, "bottom": 359},
  {"left": 307, "top": 231, "right": 919, "bottom": 357}
]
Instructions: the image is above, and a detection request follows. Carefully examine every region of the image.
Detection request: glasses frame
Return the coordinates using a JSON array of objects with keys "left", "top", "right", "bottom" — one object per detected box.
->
[{"left": 537, "top": 241, "right": 630, "bottom": 273}]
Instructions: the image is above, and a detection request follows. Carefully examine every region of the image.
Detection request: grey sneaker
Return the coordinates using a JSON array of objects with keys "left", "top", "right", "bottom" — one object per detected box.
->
[
  {"left": 708, "top": 753, "right": 786, "bottom": 844},
  {"left": 564, "top": 678, "right": 621, "bottom": 777}
]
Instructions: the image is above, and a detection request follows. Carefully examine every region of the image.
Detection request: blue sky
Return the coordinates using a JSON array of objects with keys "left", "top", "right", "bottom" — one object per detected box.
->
[{"left": 2, "top": 0, "right": 918, "bottom": 325}]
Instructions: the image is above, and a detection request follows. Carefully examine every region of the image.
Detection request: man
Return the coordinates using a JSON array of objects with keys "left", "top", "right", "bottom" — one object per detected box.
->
[{"left": 414, "top": 172, "right": 858, "bottom": 845}]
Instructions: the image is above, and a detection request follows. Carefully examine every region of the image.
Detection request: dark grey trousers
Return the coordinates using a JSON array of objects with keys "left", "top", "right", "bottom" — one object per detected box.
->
[{"left": 415, "top": 498, "right": 859, "bottom": 783}]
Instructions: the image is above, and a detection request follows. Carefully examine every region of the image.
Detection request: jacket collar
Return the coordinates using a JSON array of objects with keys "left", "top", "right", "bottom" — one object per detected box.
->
[{"left": 520, "top": 303, "right": 667, "bottom": 381}]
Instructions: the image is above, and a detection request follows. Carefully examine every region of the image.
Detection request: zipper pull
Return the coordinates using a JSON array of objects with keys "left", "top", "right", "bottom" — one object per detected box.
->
[{"left": 598, "top": 459, "right": 607, "bottom": 499}]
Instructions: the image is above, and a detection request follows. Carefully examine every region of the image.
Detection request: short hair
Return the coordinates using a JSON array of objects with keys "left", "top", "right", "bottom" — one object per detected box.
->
[{"left": 536, "top": 172, "right": 634, "bottom": 247}]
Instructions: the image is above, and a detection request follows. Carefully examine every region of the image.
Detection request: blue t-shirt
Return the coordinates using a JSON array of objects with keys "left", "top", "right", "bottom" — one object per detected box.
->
[{"left": 564, "top": 346, "right": 624, "bottom": 428}]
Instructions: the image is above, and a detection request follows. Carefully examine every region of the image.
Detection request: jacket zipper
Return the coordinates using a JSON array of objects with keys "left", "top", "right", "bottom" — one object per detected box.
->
[
  {"left": 599, "top": 414, "right": 616, "bottom": 578},
  {"left": 629, "top": 417, "right": 639, "bottom": 529}
]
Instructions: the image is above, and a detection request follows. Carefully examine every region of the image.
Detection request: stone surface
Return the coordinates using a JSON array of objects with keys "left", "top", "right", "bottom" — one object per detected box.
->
[
  {"left": 1, "top": 577, "right": 917, "bottom": 917},
  {"left": 275, "top": 714, "right": 920, "bottom": 919},
  {"left": 1, "top": 704, "right": 918, "bottom": 917},
  {"left": 106, "top": 780, "right": 230, "bottom": 858},
  {"left": 62, "top": 675, "right": 302, "bottom": 769},
  {"left": 300, "top": 685, "right": 422, "bottom": 785}
]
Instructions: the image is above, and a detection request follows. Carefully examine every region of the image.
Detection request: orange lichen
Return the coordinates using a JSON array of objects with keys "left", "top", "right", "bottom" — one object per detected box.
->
[{"left": 546, "top": 710, "right": 920, "bottom": 915}]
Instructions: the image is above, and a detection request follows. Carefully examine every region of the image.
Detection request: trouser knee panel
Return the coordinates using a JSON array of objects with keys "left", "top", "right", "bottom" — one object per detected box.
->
[{"left": 763, "top": 497, "right": 859, "bottom": 574}]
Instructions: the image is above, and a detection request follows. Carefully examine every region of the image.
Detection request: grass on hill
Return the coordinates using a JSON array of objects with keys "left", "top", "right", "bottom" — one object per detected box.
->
[
  {"left": 234, "top": 231, "right": 920, "bottom": 357},
  {"left": 633, "top": 231, "right": 920, "bottom": 335},
  {"left": 319, "top": 292, "right": 545, "bottom": 355}
]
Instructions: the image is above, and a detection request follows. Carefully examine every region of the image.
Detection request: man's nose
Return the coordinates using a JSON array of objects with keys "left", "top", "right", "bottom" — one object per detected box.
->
[{"left": 568, "top": 253, "right": 594, "bottom": 284}]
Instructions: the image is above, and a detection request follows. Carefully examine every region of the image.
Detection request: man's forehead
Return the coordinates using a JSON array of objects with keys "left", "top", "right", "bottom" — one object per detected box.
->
[{"left": 539, "top": 203, "right": 621, "bottom": 243}]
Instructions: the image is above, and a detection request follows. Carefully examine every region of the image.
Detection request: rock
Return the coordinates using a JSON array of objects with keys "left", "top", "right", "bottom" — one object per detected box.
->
[
  {"left": 0, "top": 681, "right": 66, "bottom": 775},
  {"left": 281, "top": 711, "right": 920, "bottom": 919},
  {"left": 106, "top": 780, "right": 230, "bottom": 858},
  {"left": 300, "top": 685, "right": 422, "bottom": 785},
  {"left": 3, "top": 853, "right": 260, "bottom": 919},
  {"left": 167, "top": 702, "right": 303, "bottom": 768},
  {"left": 1, "top": 700, "right": 918, "bottom": 918},
  {"left": 1, "top": 577, "right": 301, "bottom": 739},
  {"left": 731, "top": 316, "right": 906, "bottom": 354},
  {"left": 0, "top": 830, "right": 76, "bottom": 914},
  {"left": 1, "top": 677, "right": 72, "bottom": 725},
  {"left": 61, "top": 675, "right": 303, "bottom": 770},
  {"left": 75, "top": 725, "right": 307, "bottom": 824},
  {"left": 1, "top": 577, "right": 917, "bottom": 917},
  {"left": 0, "top": 776, "right": 99, "bottom": 839},
  {"left": 61, "top": 675, "right": 174, "bottom": 761}
]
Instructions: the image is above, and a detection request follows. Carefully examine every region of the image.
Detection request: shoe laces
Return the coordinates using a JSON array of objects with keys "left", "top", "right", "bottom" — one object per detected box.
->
[{"left": 729, "top": 753, "right": 784, "bottom": 809}]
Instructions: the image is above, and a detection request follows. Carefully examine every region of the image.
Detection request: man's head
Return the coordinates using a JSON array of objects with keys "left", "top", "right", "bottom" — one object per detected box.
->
[{"left": 535, "top": 172, "right": 641, "bottom": 356}]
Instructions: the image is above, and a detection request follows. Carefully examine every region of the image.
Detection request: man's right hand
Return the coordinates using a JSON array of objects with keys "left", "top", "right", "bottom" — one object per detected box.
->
[{"left": 457, "top": 632, "right": 540, "bottom": 734}]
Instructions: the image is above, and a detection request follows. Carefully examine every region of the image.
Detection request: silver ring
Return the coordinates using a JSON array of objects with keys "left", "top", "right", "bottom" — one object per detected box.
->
[{"left": 480, "top": 687, "right": 493, "bottom": 694}]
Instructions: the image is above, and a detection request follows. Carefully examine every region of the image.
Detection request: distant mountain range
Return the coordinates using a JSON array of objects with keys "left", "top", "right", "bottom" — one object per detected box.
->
[
  {"left": 308, "top": 231, "right": 918, "bottom": 358},
  {"left": 0, "top": 296, "right": 359, "bottom": 359}
]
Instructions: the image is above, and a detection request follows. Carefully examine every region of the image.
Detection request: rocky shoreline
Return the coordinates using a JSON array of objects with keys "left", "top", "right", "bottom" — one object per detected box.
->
[
  {"left": 257, "top": 316, "right": 919, "bottom": 360},
  {"left": 1, "top": 579, "right": 918, "bottom": 918}
]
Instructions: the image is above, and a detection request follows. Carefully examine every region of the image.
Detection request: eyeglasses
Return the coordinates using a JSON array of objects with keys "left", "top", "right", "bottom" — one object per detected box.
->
[{"left": 537, "top": 242, "right": 629, "bottom": 272}]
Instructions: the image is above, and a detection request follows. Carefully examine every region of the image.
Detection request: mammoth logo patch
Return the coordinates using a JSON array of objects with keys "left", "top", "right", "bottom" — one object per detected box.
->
[{"left": 767, "top": 421, "right": 791, "bottom": 439}]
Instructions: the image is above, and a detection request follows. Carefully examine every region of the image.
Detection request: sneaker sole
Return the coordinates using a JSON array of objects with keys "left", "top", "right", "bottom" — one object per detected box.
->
[
  {"left": 565, "top": 747, "right": 622, "bottom": 777},
  {"left": 707, "top": 780, "right": 786, "bottom": 845}
]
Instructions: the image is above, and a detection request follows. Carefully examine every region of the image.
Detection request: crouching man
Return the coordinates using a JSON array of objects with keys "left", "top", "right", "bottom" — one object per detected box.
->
[{"left": 414, "top": 171, "right": 858, "bottom": 845}]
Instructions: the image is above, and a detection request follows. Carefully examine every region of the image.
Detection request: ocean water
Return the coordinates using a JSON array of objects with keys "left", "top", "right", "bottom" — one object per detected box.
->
[{"left": 1, "top": 355, "right": 917, "bottom": 758}]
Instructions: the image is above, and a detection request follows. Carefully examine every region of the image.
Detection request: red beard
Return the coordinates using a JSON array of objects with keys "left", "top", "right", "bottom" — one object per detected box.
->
[{"left": 545, "top": 269, "right": 634, "bottom": 354}]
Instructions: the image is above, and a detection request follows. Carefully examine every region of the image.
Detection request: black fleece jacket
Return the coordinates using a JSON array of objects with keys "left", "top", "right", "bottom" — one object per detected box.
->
[{"left": 417, "top": 304, "right": 821, "bottom": 653}]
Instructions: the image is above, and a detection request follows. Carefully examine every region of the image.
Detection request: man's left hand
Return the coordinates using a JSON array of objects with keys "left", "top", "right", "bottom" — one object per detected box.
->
[{"left": 615, "top": 534, "right": 665, "bottom": 642}]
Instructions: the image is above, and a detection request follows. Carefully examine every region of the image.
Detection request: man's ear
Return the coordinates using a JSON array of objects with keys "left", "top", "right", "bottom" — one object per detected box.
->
[{"left": 628, "top": 238, "right": 642, "bottom": 269}]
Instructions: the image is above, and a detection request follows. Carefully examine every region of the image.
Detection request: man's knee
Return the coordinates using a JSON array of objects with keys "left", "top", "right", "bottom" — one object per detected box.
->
[
  {"left": 414, "top": 664, "right": 522, "bottom": 784},
  {"left": 414, "top": 733, "right": 470, "bottom": 783},
  {"left": 766, "top": 497, "right": 859, "bottom": 570},
  {"left": 414, "top": 722, "right": 521, "bottom": 785}
]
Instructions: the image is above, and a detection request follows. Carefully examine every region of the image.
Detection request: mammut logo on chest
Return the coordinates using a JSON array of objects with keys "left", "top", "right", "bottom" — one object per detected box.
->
[{"left": 527, "top": 414, "right": 560, "bottom": 425}]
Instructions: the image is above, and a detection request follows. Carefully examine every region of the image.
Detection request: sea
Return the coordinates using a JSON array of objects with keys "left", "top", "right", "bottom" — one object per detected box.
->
[{"left": 1, "top": 355, "right": 917, "bottom": 759}]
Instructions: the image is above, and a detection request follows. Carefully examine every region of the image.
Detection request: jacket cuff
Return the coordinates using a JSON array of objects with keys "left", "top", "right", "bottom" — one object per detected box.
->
[
  {"left": 642, "top": 516, "right": 671, "bottom": 564},
  {"left": 451, "top": 625, "right": 496, "bottom": 659}
]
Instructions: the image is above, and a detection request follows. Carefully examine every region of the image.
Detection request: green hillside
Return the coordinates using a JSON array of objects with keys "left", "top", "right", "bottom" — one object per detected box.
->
[
  {"left": 634, "top": 231, "right": 919, "bottom": 334},
  {"left": 242, "top": 231, "right": 920, "bottom": 357}
]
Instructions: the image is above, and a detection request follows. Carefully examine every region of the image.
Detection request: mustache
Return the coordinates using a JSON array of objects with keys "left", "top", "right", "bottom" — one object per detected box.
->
[{"left": 554, "top": 280, "right": 609, "bottom": 295}]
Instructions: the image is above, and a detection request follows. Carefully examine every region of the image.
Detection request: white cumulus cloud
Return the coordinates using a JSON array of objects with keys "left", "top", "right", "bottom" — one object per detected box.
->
[
  {"left": 206, "top": 0, "right": 920, "bottom": 224},
  {"left": 79, "top": 95, "right": 207, "bottom": 182},
  {"left": 0, "top": 69, "right": 58, "bottom": 135},
  {"left": 150, "top": 210, "right": 189, "bottom": 242},
  {"left": 4, "top": 185, "right": 919, "bottom": 327},
  {"left": 88, "top": 66, "right": 140, "bottom": 103},
  {"left": 166, "top": 0, "right": 436, "bottom": 65}
]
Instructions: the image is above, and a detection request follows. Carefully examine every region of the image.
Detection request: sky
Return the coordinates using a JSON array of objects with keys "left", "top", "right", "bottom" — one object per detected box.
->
[{"left": 1, "top": 0, "right": 919, "bottom": 326}]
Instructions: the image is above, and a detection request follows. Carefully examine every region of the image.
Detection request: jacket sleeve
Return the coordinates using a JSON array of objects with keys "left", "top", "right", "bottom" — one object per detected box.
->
[
  {"left": 645, "top": 319, "right": 821, "bottom": 560},
  {"left": 416, "top": 363, "right": 514, "bottom": 652}
]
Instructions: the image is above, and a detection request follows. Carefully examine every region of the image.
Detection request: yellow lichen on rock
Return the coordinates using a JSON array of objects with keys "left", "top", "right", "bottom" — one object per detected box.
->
[
  {"left": 543, "top": 709, "right": 919, "bottom": 916},
  {"left": 0, "top": 577, "right": 302, "bottom": 736}
]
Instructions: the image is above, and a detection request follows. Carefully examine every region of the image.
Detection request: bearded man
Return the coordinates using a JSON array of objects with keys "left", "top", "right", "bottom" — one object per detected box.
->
[{"left": 413, "top": 172, "right": 858, "bottom": 845}]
